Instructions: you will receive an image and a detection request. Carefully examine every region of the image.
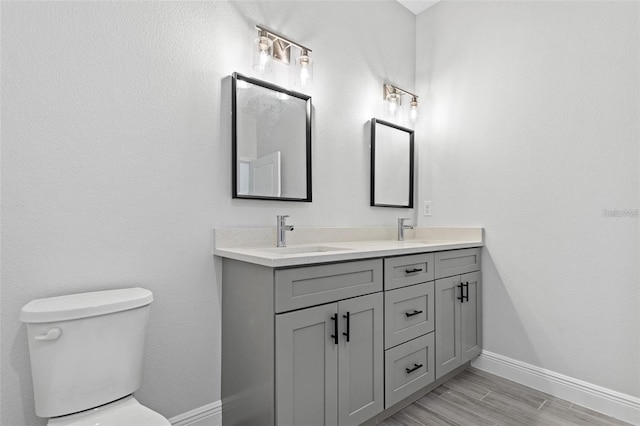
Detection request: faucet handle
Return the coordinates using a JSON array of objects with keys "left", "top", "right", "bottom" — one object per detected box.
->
[{"left": 277, "top": 214, "right": 290, "bottom": 222}]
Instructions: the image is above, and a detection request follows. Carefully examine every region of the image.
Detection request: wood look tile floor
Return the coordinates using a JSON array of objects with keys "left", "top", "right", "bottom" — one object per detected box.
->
[{"left": 377, "top": 368, "right": 634, "bottom": 426}]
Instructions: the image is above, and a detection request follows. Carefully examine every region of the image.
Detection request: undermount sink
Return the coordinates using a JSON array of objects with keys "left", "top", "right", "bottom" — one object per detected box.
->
[
  {"left": 343, "top": 240, "right": 425, "bottom": 247},
  {"left": 407, "top": 239, "right": 455, "bottom": 245},
  {"left": 257, "top": 245, "right": 351, "bottom": 255}
]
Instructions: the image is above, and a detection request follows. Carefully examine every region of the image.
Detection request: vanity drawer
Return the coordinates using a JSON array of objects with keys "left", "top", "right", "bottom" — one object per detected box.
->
[
  {"left": 434, "top": 248, "right": 481, "bottom": 279},
  {"left": 384, "top": 333, "right": 435, "bottom": 408},
  {"left": 384, "top": 253, "right": 434, "bottom": 290},
  {"left": 384, "top": 282, "right": 434, "bottom": 349},
  {"left": 274, "top": 259, "right": 383, "bottom": 313}
]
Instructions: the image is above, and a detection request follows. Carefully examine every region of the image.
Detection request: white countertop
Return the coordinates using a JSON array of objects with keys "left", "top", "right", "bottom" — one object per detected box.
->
[{"left": 214, "top": 227, "right": 484, "bottom": 268}]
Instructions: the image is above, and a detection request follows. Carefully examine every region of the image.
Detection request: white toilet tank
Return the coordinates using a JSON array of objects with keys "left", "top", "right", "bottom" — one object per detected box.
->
[{"left": 20, "top": 288, "right": 154, "bottom": 418}]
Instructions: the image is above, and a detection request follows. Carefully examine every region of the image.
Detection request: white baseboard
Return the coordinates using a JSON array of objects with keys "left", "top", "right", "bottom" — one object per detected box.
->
[
  {"left": 169, "top": 400, "right": 222, "bottom": 426},
  {"left": 472, "top": 350, "right": 640, "bottom": 425},
  {"left": 167, "top": 354, "right": 640, "bottom": 426}
]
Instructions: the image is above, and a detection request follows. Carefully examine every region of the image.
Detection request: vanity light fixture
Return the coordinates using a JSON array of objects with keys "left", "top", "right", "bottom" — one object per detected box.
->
[
  {"left": 253, "top": 25, "right": 313, "bottom": 88},
  {"left": 295, "top": 49, "right": 313, "bottom": 88},
  {"left": 409, "top": 96, "right": 419, "bottom": 122},
  {"left": 383, "top": 84, "right": 419, "bottom": 122},
  {"left": 253, "top": 29, "right": 274, "bottom": 73}
]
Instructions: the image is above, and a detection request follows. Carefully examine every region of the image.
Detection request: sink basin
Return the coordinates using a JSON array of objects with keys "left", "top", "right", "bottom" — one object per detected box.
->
[
  {"left": 343, "top": 240, "right": 426, "bottom": 247},
  {"left": 407, "top": 239, "right": 455, "bottom": 245},
  {"left": 257, "top": 245, "right": 351, "bottom": 255}
]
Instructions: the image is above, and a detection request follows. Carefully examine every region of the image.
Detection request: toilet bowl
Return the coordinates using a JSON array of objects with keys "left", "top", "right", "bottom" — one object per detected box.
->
[
  {"left": 47, "top": 396, "right": 169, "bottom": 426},
  {"left": 20, "top": 288, "right": 170, "bottom": 425}
]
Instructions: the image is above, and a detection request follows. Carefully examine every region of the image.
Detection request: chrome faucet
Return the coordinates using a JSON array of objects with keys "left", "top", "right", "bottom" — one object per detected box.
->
[
  {"left": 277, "top": 215, "right": 294, "bottom": 247},
  {"left": 397, "top": 218, "right": 414, "bottom": 241}
]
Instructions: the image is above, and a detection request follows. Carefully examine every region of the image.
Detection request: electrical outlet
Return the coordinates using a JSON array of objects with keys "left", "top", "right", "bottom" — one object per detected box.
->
[{"left": 423, "top": 201, "right": 432, "bottom": 217}]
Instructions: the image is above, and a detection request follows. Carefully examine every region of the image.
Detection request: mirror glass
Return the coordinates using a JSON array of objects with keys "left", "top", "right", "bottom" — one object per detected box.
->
[
  {"left": 371, "top": 118, "right": 414, "bottom": 208},
  {"left": 232, "top": 73, "right": 311, "bottom": 201}
]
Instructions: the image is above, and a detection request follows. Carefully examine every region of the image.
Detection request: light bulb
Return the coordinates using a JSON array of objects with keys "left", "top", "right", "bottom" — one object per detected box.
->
[
  {"left": 299, "top": 65, "right": 310, "bottom": 86},
  {"left": 295, "top": 50, "right": 313, "bottom": 88},
  {"left": 259, "top": 49, "right": 269, "bottom": 69},
  {"left": 253, "top": 32, "right": 273, "bottom": 73},
  {"left": 386, "top": 93, "right": 399, "bottom": 116},
  {"left": 389, "top": 99, "right": 397, "bottom": 114},
  {"left": 409, "top": 97, "right": 418, "bottom": 122}
]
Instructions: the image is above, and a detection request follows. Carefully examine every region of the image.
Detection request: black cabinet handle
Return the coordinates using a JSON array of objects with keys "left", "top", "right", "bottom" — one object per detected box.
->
[
  {"left": 405, "top": 309, "right": 423, "bottom": 318},
  {"left": 405, "top": 363, "right": 423, "bottom": 374},
  {"left": 464, "top": 282, "right": 469, "bottom": 302},
  {"left": 457, "top": 283, "right": 464, "bottom": 303},
  {"left": 342, "top": 312, "right": 350, "bottom": 342},
  {"left": 405, "top": 268, "right": 423, "bottom": 274},
  {"left": 330, "top": 313, "right": 338, "bottom": 345}
]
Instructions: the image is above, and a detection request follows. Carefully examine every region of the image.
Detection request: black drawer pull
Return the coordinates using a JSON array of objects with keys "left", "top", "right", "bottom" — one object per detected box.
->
[
  {"left": 463, "top": 282, "right": 469, "bottom": 302},
  {"left": 342, "top": 312, "right": 350, "bottom": 342},
  {"left": 405, "top": 268, "right": 423, "bottom": 274},
  {"left": 457, "top": 283, "right": 464, "bottom": 302},
  {"left": 405, "top": 363, "right": 423, "bottom": 374},
  {"left": 330, "top": 313, "right": 338, "bottom": 345},
  {"left": 405, "top": 310, "right": 423, "bottom": 318}
]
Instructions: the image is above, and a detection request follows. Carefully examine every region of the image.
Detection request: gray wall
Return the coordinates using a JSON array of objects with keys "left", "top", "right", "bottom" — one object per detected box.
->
[
  {"left": 1, "top": 2, "right": 415, "bottom": 424},
  {"left": 416, "top": 1, "right": 639, "bottom": 398},
  {"left": 4, "top": 2, "right": 638, "bottom": 425}
]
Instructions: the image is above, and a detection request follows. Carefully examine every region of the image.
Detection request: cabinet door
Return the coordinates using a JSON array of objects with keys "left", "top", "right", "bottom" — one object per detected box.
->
[
  {"left": 276, "top": 303, "right": 339, "bottom": 426},
  {"left": 435, "top": 276, "right": 462, "bottom": 380},
  {"left": 460, "top": 271, "right": 482, "bottom": 363},
  {"left": 337, "top": 293, "right": 384, "bottom": 426}
]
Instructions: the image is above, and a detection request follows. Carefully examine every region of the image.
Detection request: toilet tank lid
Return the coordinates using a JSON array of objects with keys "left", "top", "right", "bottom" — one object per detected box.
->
[{"left": 19, "top": 288, "right": 154, "bottom": 323}]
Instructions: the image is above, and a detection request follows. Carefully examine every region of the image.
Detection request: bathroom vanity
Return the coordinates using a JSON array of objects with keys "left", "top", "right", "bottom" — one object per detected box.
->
[{"left": 215, "top": 227, "right": 483, "bottom": 426}]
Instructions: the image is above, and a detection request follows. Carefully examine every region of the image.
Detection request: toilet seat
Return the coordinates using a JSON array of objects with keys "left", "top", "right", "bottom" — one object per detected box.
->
[{"left": 47, "top": 395, "right": 170, "bottom": 426}]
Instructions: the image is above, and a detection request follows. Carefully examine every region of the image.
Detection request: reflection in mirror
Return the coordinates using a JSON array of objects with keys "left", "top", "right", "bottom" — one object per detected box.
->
[
  {"left": 371, "top": 118, "right": 414, "bottom": 208},
  {"left": 232, "top": 73, "right": 312, "bottom": 201}
]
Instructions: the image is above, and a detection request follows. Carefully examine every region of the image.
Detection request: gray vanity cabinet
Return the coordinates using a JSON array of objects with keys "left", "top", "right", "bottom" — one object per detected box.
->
[
  {"left": 435, "top": 269, "right": 482, "bottom": 379},
  {"left": 275, "top": 292, "right": 384, "bottom": 426},
  {"left": 221, "top": 247, "right": 482, "bottom": 426},
  {"left": 221, "top": 257, "right": 384, "bottom": 426}
]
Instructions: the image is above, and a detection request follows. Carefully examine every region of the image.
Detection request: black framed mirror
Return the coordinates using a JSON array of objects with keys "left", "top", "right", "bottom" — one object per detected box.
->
[
  {"left": 232, "top": 72, "right": 312, "bottom": 202},
  {"left": 370, "top": 118, "right": 414, "bottom": 208}
]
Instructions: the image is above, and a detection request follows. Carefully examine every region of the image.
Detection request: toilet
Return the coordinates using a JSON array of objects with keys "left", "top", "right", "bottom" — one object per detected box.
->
[{"left": 20, "top": 287, "right": 170, "bottom": 425}]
